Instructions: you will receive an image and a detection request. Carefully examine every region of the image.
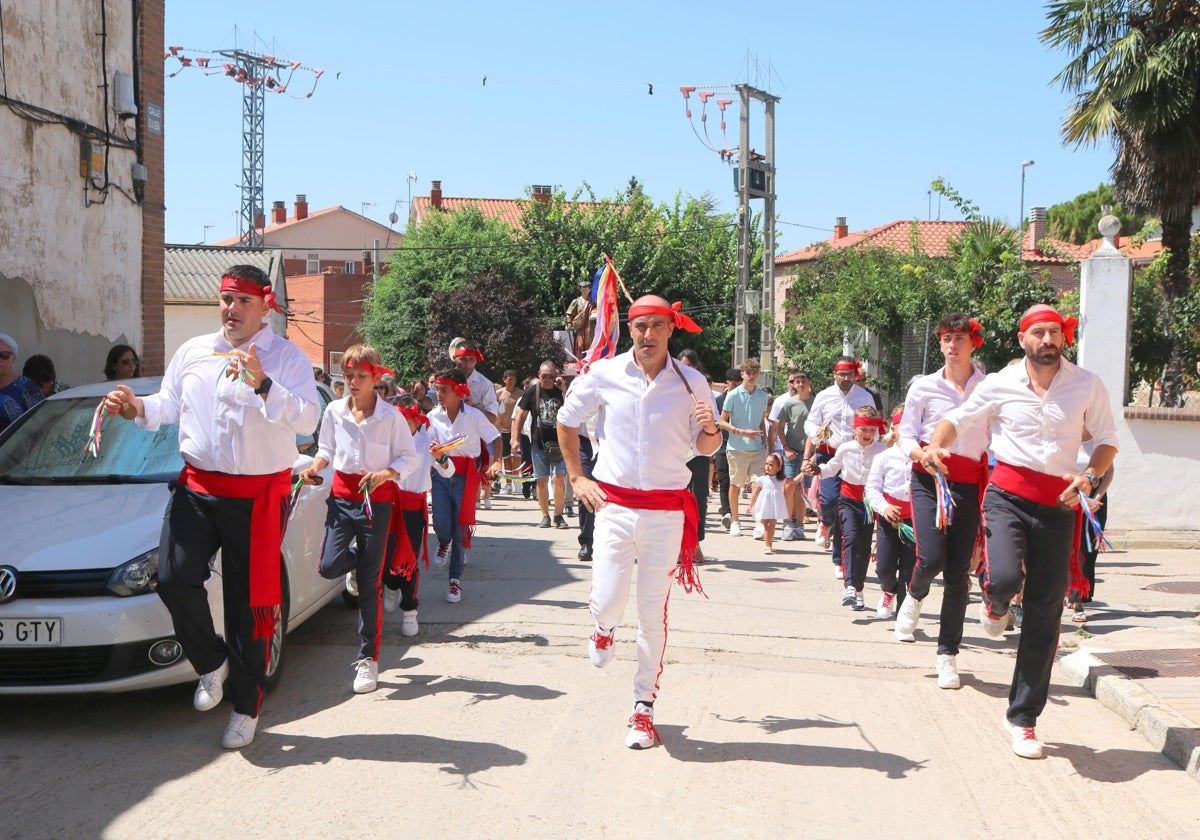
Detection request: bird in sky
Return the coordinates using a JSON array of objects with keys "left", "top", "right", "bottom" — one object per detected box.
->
[
  {"left": 647, "top": 83, "right": 653, "bottom": 95},
  {"left": 482, "top": 74, "right": 487, "bottom": 86}
]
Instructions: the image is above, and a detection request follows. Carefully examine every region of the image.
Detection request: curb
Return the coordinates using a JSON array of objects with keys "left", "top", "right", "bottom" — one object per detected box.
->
[{"left": 1060, "top": 649, "right": 1200, "bottom": 783}]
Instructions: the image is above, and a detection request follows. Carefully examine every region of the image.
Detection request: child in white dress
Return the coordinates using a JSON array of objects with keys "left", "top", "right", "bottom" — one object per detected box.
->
[{"left": 747, "top": 453, "right": 788, "bottom": 554}]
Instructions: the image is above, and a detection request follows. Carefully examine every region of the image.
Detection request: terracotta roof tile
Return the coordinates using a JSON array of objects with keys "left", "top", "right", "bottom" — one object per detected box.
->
[{"left": 412, "top": 196, "right": 530, "bottom": 229}]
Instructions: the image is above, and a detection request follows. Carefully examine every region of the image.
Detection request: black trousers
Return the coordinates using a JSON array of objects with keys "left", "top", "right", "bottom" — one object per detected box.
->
[
  {"left": 318, "top": 498, "right": 392, "bottom": 661},
  {"left": 979, "top": 487, "right": 1076, "bottom": 727},
  {"left": 1070, "top": 496, "right": 1106, "bottom": 604},
  {"left": 908, "top": 471, "right": 981, "bottom": 656},
  {"left": 156, "top": 482, "right": 283, "bottom": 718},
  {"left": 837, "top": 496, "right": 871, "bottom": 591},
  {"left": 875, "top": 515, "right": 915, "bottom": 608},
  {"left": 384, "top": 507, "right": 425, "bottom": 612},
  {"left": 520, "top": 433, "right": 534, "bottom": 498},
  {"left": 687, "top": 454, "right": 710, "bottom": 542},
  {"left": 577, "top": 436, "right": 597, "bottom": 548},
  {"left": 713, "top": 449, "right": 730, "bottom": 516}
]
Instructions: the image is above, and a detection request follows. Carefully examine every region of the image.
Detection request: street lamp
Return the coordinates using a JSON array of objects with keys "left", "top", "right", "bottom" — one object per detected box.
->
[{"left": 1019, "top": 160, "right": 1035, "bottom": 237}]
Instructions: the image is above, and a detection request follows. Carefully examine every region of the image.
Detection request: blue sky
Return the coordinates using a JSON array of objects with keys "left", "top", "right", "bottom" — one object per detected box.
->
[{"left": 164, "top": 1, "right": 1116, "bottom": 250}]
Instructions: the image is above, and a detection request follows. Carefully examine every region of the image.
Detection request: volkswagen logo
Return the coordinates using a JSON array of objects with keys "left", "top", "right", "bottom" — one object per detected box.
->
[{"left": 0, "top": 566, "right": 16, "bottom": 604}]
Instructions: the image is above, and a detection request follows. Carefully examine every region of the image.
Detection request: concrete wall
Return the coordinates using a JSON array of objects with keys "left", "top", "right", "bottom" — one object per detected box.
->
[
  {"left": 165, "top": 305, "right": 217, "bottom": 361},
  {"left": 1078, "top": 237, "right": 1200, "bottom": 531},
  {"left": 0, "top": 1, "right": 156, "bottom": 386}
]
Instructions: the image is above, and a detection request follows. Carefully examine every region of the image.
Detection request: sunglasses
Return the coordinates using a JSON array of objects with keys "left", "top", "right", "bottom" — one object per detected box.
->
[
  {"left": 118, "top": 357, "right": 138, "bottom": 365},
  {"left": 0, "top": 351, "right": 13, "bottom": 360}
]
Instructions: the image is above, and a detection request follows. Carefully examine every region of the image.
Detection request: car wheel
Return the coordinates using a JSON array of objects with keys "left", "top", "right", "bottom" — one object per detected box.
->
[{"left": 265, "top": 562, "right": 290, "bottom": 691}]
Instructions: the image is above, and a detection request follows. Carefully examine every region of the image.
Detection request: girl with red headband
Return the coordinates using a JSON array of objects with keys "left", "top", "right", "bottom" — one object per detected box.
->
[
  {"left": 803, "top": 405, "right": 887, "bottom": 611},
  {"left": 428, "top": 367, "right": 503, "bottom": 604},
  {"left": 866, "top": 406, "right": 916, "bottom": 621},
  {"left": 299, "top": 344, "right": 419, "bottom": 694},
  {"left": 380, "top": 394, "right": 457, "bottom": 637}
]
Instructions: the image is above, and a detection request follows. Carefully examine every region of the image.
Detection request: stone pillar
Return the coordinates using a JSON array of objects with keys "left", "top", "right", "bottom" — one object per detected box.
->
[{"left": 1078, "top": 215, "right": 1133, "bottom": 416}]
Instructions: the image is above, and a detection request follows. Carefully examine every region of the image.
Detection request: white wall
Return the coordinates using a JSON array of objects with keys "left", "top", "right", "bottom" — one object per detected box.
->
[
  {"left": 0, "top": 1, "right": 143, "bottom": 386},
  {"left": 165, "top": 305, "right": 217, "bottom": 361}
]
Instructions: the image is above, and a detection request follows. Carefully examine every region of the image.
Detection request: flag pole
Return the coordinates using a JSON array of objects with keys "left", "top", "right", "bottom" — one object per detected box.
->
[{"left": 604, "top": 254, "right": 635, "bottom": 304}]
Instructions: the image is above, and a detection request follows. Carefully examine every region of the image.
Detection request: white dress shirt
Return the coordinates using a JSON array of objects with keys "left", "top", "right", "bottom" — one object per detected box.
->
[
  {"left": 804, "top": 384, "right": 877, "bottom": 449},
  {"left": 466, "top": 370, "right": 500, "bottom": 417},
  {"left": 557, "top": 349, "right": 714, "bottom": 491},
  {"left": 818, "top": 438, "right": 887, "bottom": 485},
  {"left": 866, "top": 445, "right": 913, "bottom": 510},
  {"left": 139, "top": 324, "right": 319, "bottom": 475},
  {"left": 943, "top": 359, "right": 1117, "bottom": 477},
  {"left": 428, "top": 403, "right": 501, "bottom": 459},
  {"left": 898, "top": 365, "right": 989, "bottom": 459},
  {"left": 316, "top": 395, "right": 418, "bottom": 480},
  {"left": 397, "top": 426, "right": 455, "bottom": 494}
]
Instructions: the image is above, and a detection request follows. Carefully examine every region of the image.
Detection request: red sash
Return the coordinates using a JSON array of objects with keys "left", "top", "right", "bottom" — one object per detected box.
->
[
  {"left": 449, "top": 455, "right": 480, "bottom": 548},
  {"left": 180, "top": 464, "right": 292, "bottom": 640},
  {"left": 989, "top": 461, "right": 1088, "bottom": 599},
  {"left": 840, "top": 481, "right": 865, "bottom": 501},
  {"left": 816, "top": 442, "right": 837, "bottom": 455},
  {"left": 883, "top": 492, "right": 912, "bottom": 520},
  {"left": 596, "top": 481, "right": 704, "bottom": 596}
]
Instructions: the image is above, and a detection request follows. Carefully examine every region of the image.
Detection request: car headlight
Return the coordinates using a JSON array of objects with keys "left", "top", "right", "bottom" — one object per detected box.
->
[{"left": 106, "top": 549, "right": 160, "bottom": 597}]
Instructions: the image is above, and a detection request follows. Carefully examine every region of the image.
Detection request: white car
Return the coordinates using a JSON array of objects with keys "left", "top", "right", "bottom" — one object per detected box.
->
[{"left": 0, "top": 377, "right": 341, "bottom": 694}]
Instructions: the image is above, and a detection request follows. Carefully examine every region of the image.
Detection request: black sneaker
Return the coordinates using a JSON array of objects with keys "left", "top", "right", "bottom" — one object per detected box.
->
[
  {"left": 577, "top": 544, "right": 593, "bottom": 561},
  {"left": 565, "top": 504, "right": 575, "bottom": 517},
  {"left": 1011, "top": 604, "right": 1024, "bottom": 630},
  {"left": 539, "top": 515, "right": 552, "bottom": 528},
  {"left": 554, "top": 515, "right": 569, "bottom": 529}
]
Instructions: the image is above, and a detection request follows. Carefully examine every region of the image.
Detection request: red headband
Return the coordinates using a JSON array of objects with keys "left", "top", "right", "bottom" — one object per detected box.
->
[
  {"left": 396, "top": 402, "right": 430, "bottom": 428},
  {"left": 939, "top": 318, "right": 985, "bottom": 350},
  {"left": 627, "top": 301, "right": 703, "bottom": 333},
  {"left": 343, "top": 359, "right": 394, "bottom": 379},
  {"left": 890, "top": 411, "right": 903, "bottom": 427},
  {"left": 833, "top": 360, "right": 862, "bottom": 376},
  {"left": 220, "top": 275, "right": 281, "bottom": 314},
  {"left": 453, "top": 347, "right": 485, "bottom": 363},
  {"left": 853, "top": 416, "right": 885, "bottom": 430},
  {"left": 1019, "top": 305, "right": 1077, "bottom": 346},
  {"left": 435, "top": 376, "right": 472, "bottom": 399}
]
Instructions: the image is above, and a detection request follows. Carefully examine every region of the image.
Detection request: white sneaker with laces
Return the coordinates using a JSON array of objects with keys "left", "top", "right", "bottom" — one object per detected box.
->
[
  {"left": 625, "top": 702, "right": 659, "bottom": 750},
  {"left": 383, "top": 586, "right": 401, "bottom": 613},
  {"left": 895, "top": 595, "right": 923, "bottom": 641},
  {"left": 446, "top": 579, "right": 462, "bottom": 603},
  {"left": 937, "top": 653, "right": 961, "bottom": 689},
  {"left": 589, "top": 628, "right": 615, "bottom": 667},
  {"left": 1003, "top": 715, "right": 1043, "bottom": 759},
  {"left": 876, "top": 592, "right": 896, "bottom": 619},
  {"left": 221, "top": 711, "right": 257, "bottom": 749},
  {"left": 780, "top": 526, "right": 795, "bottom": 541},
  {"left": 400, "top": 609, "right": 419, "bottom": 637},
  {"left": 979, "top": 600, "right": 1008, "bottom": 639},
  {"left": 851, "top": 590, "right": 866, "bottom": 611},
  {"left": 344, "top": 572, "right": 359, "bottom": 597},
  {"left": 432, "top": 543, "right": 450, "bottom": 568},
  {"left": 729, "top": 521, "right": 742, "bottom": 537},
  {"left": 353, "top": 658, "right": 378, "bottom": 693},
  {"left": 840, "top": 585, "right": 856, "bottom": 607},
  {"left": 193, "top": 659, "right": 229, "bottom": 712}
]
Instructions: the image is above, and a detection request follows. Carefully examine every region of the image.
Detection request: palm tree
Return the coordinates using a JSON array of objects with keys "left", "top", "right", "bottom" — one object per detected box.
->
[{"left": 1043, "top": 0, "right": 1200, "bottom": 403}]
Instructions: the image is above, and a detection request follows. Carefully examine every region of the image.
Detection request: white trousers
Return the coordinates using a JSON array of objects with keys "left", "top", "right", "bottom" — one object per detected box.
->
[{"left": 589, "top": 504, "right": 682, "bottom": 704}]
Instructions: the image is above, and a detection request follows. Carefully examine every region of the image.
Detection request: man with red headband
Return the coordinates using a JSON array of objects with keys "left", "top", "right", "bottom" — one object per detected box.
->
[
  {"left": 557, "top": 294, "right": 719, "bottom": 750},
  {"left": 894, "top": 313, "right": 990, "bottom": 692},
  {"left": 923, "top": 303, "right": 1117, "bottom": 758},
  {"left": 103, "top": 263, "right": 319, "bottom": 749},
  {"left": 802, "top": 355, "right": 877, "bottom": 575}
]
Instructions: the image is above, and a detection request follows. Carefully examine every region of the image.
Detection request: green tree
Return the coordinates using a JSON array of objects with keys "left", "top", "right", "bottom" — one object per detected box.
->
[
  {"left": 1043, "top": 0, "right": 1200, "bottom": 403},
  {"left": 1046, "top": 183, "right": 1147, "bottom": 244}
]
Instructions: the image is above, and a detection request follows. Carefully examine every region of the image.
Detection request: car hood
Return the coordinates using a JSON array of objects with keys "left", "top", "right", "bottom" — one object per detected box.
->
[{"left": 0, "top": 483, "right": 168, "bottom": 572}]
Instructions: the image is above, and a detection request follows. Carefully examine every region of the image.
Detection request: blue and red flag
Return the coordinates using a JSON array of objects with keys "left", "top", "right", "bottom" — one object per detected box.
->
[{"left": 579, "top": 254, "right": 622, "bottom": 374}]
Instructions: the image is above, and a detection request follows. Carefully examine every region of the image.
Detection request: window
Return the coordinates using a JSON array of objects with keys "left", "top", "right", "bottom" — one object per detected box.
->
[
  {"left": 328, "top": 351, "right": 343, "bottom": 376},
  {"left": 306, "top": 253, "right": 319, "bottom": 274},
  {"left": 344, "top": 260, "right": 356, "bottom": 274}
]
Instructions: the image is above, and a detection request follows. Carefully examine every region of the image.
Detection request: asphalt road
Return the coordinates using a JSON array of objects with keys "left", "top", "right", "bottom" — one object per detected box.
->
[{"left": 3, "top": 494, "right": 1198, "bottom": 839}]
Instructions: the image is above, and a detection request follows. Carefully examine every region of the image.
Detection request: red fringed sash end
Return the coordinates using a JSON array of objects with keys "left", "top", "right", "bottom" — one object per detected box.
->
[{"left": 252, "top": 604, "right": 280, "bottom": 641}]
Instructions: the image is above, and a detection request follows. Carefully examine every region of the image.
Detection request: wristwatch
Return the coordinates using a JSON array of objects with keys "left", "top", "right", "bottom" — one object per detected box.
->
[
  {"left": 1082, "top": 471, "right": 1099, "bottom": 493},
  {"left": 254, "top": 376, "right": 273, "bottom": 396}
]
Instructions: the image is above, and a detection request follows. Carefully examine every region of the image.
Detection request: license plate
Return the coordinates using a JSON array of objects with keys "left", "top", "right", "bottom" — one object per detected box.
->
[{"left": 0, "top": 617, "right": 63, "bottom": 646}]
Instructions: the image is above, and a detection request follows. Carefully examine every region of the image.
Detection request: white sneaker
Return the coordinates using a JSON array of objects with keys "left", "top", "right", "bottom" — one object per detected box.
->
[
  {"left": 979, "top": 600, "right": 1008, "bottom": 639},
  {"left": 625, "top": 702, "right": 659, "bottom": 750},
  {"left": 895, "top": 595, "right": 923, "bottom": 641},
  {"left": 400, "top": 609, "right": 419, "bottom": 637},
  {"left": 851, "top": 591, "right": 866, "bottom": 611},
  {"left": 721, "top": 512, "right": 732, "bottom": 531},
  {"left": 446, "top": 579, "right": 462, "bottom": 603},
  {"left": 833, "top": 564, "right": 843, "bottom": 580},
  {"left": 729, "top": 521, "right": 742, "bottom": 537},
  {"left": 193, "top": 659, "right": 229, "bottom": 712},
  {"left": 753, "top": 523, "right": 765, "bottom": 540},
  {"left": 589, "top": 628, "right": 615, "bottom": 667},
  {"left": 344, "top": 572, "right": 359, "bottom": 597},
  {"left": 432, "top": 543, "right": 450, "bottom": 568},
  {"left": 353, "top": 658, "right": 378, "bottom": 693},
  {"left": 383, "top": 586, "right": 401, "bottom": 613},
  {"left": 840, "top": 585, "right": 856, "bottom": 607},
  {"left": 484, "top": 498, "right": 493, "bottom": 510},
  {"left": 221, "top": 711, "right": 257, "bottom": 749},
  {"left": 794, "top": 524, "right": 807, "bottom": 540},
  {"left": 937, "top": 654, "right": 961, "bottom": 689},
  {"left": 1003, "top": 715, "right": 1043, "bottom": 759},
  {"left": 876, "top": 592, "right": 896, "bottom": 620},
  {"left": 780, "top": 526, "right": 795, "bottom": 541},
  {"left": 816, "top": 531, "right": 831, "bottom": 550}
]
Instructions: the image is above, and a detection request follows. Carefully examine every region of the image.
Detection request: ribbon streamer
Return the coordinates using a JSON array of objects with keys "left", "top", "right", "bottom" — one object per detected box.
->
[
  {"left": 1078, "top": 491, "right": 1113, "bottom": 553},
  {"left": 431, "top": 434, "right": 469, "bottom": 459},
  {"left": 898, "top": 522, "right": 916, "bottom": 544},
  {"left": 361, "top": 478, "right": 375, "bottom": 524},
  {"left": 85, "top": 401, "right": 105, "bottom": 457},
  {"left": 934, "top": 471, "right": 955, "bottom": 531}
]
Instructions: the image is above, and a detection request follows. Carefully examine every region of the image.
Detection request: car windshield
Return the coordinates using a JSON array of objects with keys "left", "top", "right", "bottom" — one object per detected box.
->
[{"left": 0, "top": 397, "right": 183, "bottom": 483}]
